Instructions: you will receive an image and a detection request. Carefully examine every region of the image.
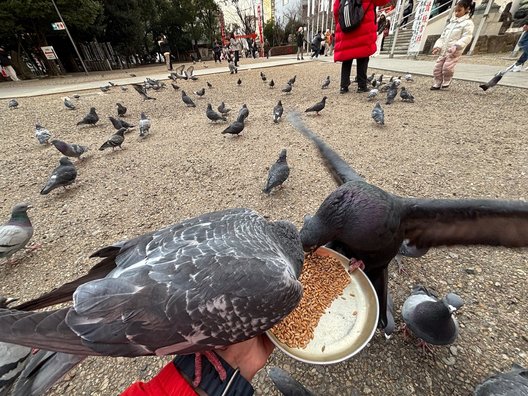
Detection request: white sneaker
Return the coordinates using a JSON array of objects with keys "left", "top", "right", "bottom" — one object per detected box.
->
[{"left": 511, "top": 65, "right": 522, "bottom": 72}]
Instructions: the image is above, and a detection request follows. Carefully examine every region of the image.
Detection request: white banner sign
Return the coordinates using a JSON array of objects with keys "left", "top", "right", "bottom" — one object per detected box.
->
[
  {"left": 390, "top": 0, "right": 403, "bottom": 34},
  {"left": 41, "top": 46, "right": 58, "bottom": 60},
  {"left": 407, "top": 0, "right": 434, "bottom": 54}
]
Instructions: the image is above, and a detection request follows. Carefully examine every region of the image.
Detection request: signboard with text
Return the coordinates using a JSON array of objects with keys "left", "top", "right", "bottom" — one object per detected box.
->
[
  {"left": 51, "top": 22, "right": 65, "bottom": 30},
  {"left": 407, "top": 0, "right": 434, "bottom": 54},
  {"left": 41, "top": 46, "right": 58, "bottom": 60}
]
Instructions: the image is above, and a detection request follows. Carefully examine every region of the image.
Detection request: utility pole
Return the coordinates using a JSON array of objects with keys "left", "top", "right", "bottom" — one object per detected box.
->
[{"left": 51, "top": 0, "right": 88, "bottom": 74}]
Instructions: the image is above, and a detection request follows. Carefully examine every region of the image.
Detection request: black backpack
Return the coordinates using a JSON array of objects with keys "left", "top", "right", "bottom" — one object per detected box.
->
[{"left": 339, "top": 0, "right": 367, "bottom": 33}]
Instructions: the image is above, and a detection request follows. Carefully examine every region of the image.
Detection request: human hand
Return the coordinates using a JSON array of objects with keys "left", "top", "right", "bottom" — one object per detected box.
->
[
  {"left": 447, "top": 45, "right": 459, "bottom": 54},
  {"left": 216, "top": 334, "right": 275, "bottom": 381},
  {"left": 432, "top": 47, "right": 440, "bottom": 55}
]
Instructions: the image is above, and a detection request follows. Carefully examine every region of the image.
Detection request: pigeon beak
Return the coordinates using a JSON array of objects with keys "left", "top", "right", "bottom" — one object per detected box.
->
[{"left": 27, "top": 204, "right": 33, "bottom": 210}]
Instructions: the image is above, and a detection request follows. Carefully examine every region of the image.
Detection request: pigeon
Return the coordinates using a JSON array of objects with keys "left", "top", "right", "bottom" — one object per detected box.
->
[
  {"left": 0, "top": 208, "right": 304, "bottom": 391},
  {"left": 402, "top": 285, "right": 463, "bottom": 350},
  {"left": 132, "top": 84, "right": 156, "bottom": 100},
  {"left": 305, "top": 96, "right": 327, "bottom": 115},
  {"left": 8, "top": 99, "right": 19, "bottom": 109},
  {"left": 181, "top": 90, "right": 196, "bottom": 107},
  {"left": 269, "top": 79, "right": 275, "bottom": 88},
  {"left": 287, "top": 75, "right": 297, "bottom": 86},
  {"left": 237, "top": 78, "right": 242, "bottom": 86},
  {"left": 0, "top": 204, "right": 34, "bottom": 263},
  {"left": 268, "top": 367, "right": 315, "bottom": 396},
  {"left": 100, "top": 85, "right": 110, "bottom": 93},
  {"left": 367, "top": 88, "right": 379, "bottom": 101},
  {"left": 207, "top": 82, "right": 213, "bottom": 89},
  {"left": 474, "top": 364, "right": 528, "bottom": 395},
  {"left": 194, "top": 88, "right": 205, "bottom": 97},
  {"left": 139, "top": 112, "right": 151, "bottom": 138},
  {"left": 171, "top": 83, "right": 180, "bottom": 90},
  {"left": 63, "top": 97, "right": 76, "bottom": 110},
  {"left": 281, "top": 82, "right": 292, "bottom": 94},
  {"left": 372, "top": 102, "right": 385, "bottom": 125},
  {"left": 263, "top": 149, "right": 290, "bottom": 194},
  {"left": 321, "top": 75, "right": 330, "bottom": 89},
  {"left": 206, "top": 103, "right": 227, "bottom": 123},
  {"left": 403, "top": 73, "right": 414, "bottom": 82},
  {"left": 108, "top": 81, "right": 116, "bottom": 87},
  {"left": 218, "top": 102, "right": 231, "bottom": 116},
  {"left": 120, "top": 86, "right": 128, "bottom": 92},
  {"left": 238, "top": 104, "right": 249, "bottom": 122},
  {"left": 129, "top": 73, "right": 137, "bottom": 77},
  {"left": 366, "top": 73, "right": 376, "bottom": 83},
  {"left": 185, "top": 65, "right": 198, "bottom": 80},
  {"left": 479, "top": 65, "right": 515, "bottom": 91},
  {"left": 377, "top": 74, "right": 384, "bottom": 84},
  {"left": 35, "top": 123, "right": 52, "bottom": 145},
  {"left": 287, "top": 112, "right": 528, "bottom": 331},
  {"left": 76, "top": 107, "right": 99, "bottom": 126},
  {"left": 73, "top": 94, "right": 81, "bottom": 99},
  {"left": 109, "top": 116, "right": 134, "bottom": 131},
  {"left": 260, "top": 71, "right": 266, "bottom": 79},
  {"left": 261, "top": 75, "right": 267, "bottom": 82},
  {"left": 400, "top": 87, "right": 415, "bottom": 103},
  {"left": 116, "top": 102, "right": 127, "bottom": 116},
  {"left": 50, "top": 139, "right": 89, "bottom": 160},
  {"left": 386, "top": 82, "right": 398, "bottom": 104},
  {"left": 99, "top": 128, "right": 126, "bottom": 151},
  {"left": 273, "top": 100, "right": 283, "bottom": 123},
  {"left": 172, "top": 65, "right": 187, "bottom": 80},
  {"left": 384, "top": 292, "right": 396, "bottom": 338},
  {"left": 222, "top": 117, "right": 245, "bottom": 136},
  {"left": 228, "top": 60, "right": 238, "bottom": 74},
  {"left": 394, "top": 239, "right": 430, "bottom": 273},
  {"left": 40, "top": 157, "right": 77, "bottom": 195}
]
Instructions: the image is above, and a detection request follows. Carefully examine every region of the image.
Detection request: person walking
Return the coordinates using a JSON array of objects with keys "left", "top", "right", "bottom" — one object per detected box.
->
[
  {"left": 401, "top": 0, "right": 414, "bottom": 27},
  {"left": 310, "top": 31, "right": 324, "bottom": 59},
  {"left": 213, "top": 40, "right": 222, "bottom": 63},
  {"left": 374, "top": 12, "right": 388, "bottom": 57},
  {"left": 264, "top": 39, "right": 271, "bottom": 59},
  {"left": 430, "top": 0, "right": 475, "bottom": 89},
  {"left": 230, "top": 33, "right": 241, "bottom": 67},
  {"left": 333, "top": 0, "right": 391, "bottom": 93},
  {"left": 324, "top": 29, "right": 332, "bottom": 56},
  {"left": 296, "top": 27, "right": 307, "bottom": 60},
  {"left": 511, "top": 21, "right": 528, "bottom": 72},
  {"left": 0, "top": 46, "right": 20, "bottom": 81},
  {"left": 157, "top": 35, "right": 172, "bottom": 71}
]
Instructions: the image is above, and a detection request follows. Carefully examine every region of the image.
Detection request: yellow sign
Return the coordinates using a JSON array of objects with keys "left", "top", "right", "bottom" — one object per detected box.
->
[{"left": 263, "top": 0, "right": 273, "bottom": 22}]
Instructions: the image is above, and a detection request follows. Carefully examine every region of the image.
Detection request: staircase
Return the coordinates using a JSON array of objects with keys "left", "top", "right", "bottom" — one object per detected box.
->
[{"left": 381, "top": 29, "right": 414, "bottom": 55}]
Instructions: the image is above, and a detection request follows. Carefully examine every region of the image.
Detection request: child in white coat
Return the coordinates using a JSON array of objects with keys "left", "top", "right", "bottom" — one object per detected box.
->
[{"left": 430, "top": 0, "right": 475, "bottom": 90}]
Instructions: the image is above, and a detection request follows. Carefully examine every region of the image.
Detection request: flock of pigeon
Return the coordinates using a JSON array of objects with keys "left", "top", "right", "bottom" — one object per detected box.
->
[{"left": 1, "top": 60, "right": 528, "bottom": 396}]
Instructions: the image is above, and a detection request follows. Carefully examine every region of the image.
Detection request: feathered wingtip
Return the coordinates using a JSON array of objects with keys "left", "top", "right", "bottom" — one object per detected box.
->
[{"left": 479, "top": 84, "right": 489, "bottom": 91}]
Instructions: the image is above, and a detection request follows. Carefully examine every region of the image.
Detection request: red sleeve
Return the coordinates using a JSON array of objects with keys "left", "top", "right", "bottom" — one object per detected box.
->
[{"left": 121, "top": 361, "right": 197, "bottom": 396}]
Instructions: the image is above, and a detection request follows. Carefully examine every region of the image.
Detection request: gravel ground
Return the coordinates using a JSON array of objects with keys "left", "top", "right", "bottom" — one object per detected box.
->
[{"left": 1, "top": 59, "right": 527, "bottom": 396}]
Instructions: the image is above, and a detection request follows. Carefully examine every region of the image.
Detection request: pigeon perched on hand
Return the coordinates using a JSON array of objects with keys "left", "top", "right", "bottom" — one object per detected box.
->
[
  {"left": 8, "top": 99, "right": 18, "bottom": 109},
  {"left": 0, "top": 208, "right": 304, "bottom": 392},
  {"left": 63, "top": 97, "right": 76, "bottom": 110},
  {"left": 206, "top": 103, "right": 226, "bottom": 123},
  {"left": 402, "top": 285, "right": 464, "bottom": 351},
  {"left": 305, "top": 96, "right": 327, "bottom": 115},
  {"left": 218, "top": 102, "right": 231, "bottom": 116},
  {"left": 50, "top": 140, "right": 89, "bottom": 160},
  {"left": 40, "top": 157, "right": 77, "bottom": 195},
  {"left": 372, "top": 102, "right": 385, "bottom": 125},
  {"left": 132, "top": 84, "right": 156, "bottom": 101},
  {"left": 181, "top": 91, "right": 196, "bottom": 107},
  {"left": 400, "top": 87, "right": 414, "bottom": 103},
  {"left": 321, "top": 75, "right": 330, "bottom": 89},
  {"left": 109, "top": 116, "right": 134, "bottom": 131},
  {"left": 138, "top": 112, "right": 151, "bottom": 138},
  {"left": 288, "top": 112, "right": 528, "bottom": 332},
  {"left": 222, "top": 117, "right": 245, "bottom": 136},
  {"left": 76, "top": 107, "right": 99, "bottom": 126},
  {"left": 263, "top": 149, "right": 290, "bottom": 194},
  {"left": 0, "top": 204, "right": 34, "bottom": 264},
  {"left": 474, "top": 364, "right": 528, "bottom": 396},
  {"left": 99, "top": 128, "right": 126, "bottom": 151},
  {"left": 35, "top": 123, "right": 52, "bottom": 145},
  {"left": 268, "top": 367, "right": 315, "bottom": 396},
  {"left": 116, "top": 103, "right": 127, "bottom": 116},
  {"left": 367, "top": 88, "right": 379, "bottom": 101},
  {"left": 273, "top": 100, "right": 283, "bottom": 123},
  {"left": 238, "top": 104, "right": 249, "bottom": 122},
  {"left": 281, "top": 82, "right": 292, "bottom": 94}
]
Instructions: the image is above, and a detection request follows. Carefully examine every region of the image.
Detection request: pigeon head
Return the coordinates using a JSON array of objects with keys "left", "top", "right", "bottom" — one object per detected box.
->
[
  {"left": 89, "top": 107, "right": 96, "bottom": 113},
  {"left": 278, "top": 149, "right": 287, "bottom": 162},
  {"left": 268, "top": 220, "right": 304, "bottom": 278},
  {"left": 409, "top": 299, "right": 458, "bottom": 344},
  {"left": 50, "top": 140, "right": 65, "bottom": 149},
  {"left": 59, "top": 157, "right": 73, "bottom": 166},
  {"left": 116, "top": 127, "right": 127, "bottom": 136},
  {"left": 11, "top": 203, "right": 31, "bottom": 216},
  {"left": 299, "top": 215, "right": 329, "bottom": 252},
  {"left": 207, "top": 103, "right": 212, "bottom": 110},
  {"left": 322, "top": 96, "right": 327, "bottom": 102}
]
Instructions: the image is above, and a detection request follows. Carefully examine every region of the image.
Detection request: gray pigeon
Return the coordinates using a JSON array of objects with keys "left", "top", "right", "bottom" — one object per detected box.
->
[
  {"left": 400, "top": 87, "right": 414, "bottom": 102},
  {"left": 237, "top": 78, "right": 242, "bottom": 86},
  {"left": 99, "top": 128, "right": 126, "bottom": 151},
  {"left": 305, "top": 96, "right": 327, "bottom": 115},
  {"left": 263, "top": 149, "right": 290, "bottom": 194},
  {"left": 50, "top": 139, "right": 89, "bottom": 160},
  {"left": 282, "top": 82, "right": 292, "bottom": 94},
  {"left": 185, "top": 65, "right": 197, "bottom": 80},
  {"left": 40, "top": 157, "right": 77, "bottom": 195},
  {"left": 238, "top": 104, "right": 249, "bottom": 122},
  {"left": 218, "top": 102, "right": 231, "bottom": 116},
  {"left": 76, "top": 107, "right": 99, "bottom": 126},
  {"left": 321, "top": 76, "right": 330, "bottom": 89},
  {"left": 63, "top": 97, "right": 76, "bottom": 110},
  {"left": 288, "top": 75, "right": 297, "bottom": 86},
  {"left": 8, "top": 99, "right": 18, "bottom": 109},
  {"left": 287, "top": 112, "right": 528, "bottom": 331},
  {"left": 372, "top": 102, "right": 385, "bottom": 125},
  {"left": 386, "top": 82, "right": 398, "bottom": 104},
  {"left": 269, "top": 79, "right": 275, "bottom": 88},
  {"left": 207, "top": 82, "right": 213, "bottom": 89},
  {"left": 181, "top": 90, "right": 196, "bottom": 107},
  {"left": 403, "top": 73, "right": 414, "bottom": 82},
  {"left": 139, "top": 112, "right": 151, "bottom": 138},
  {"left": 474, "top": 364, "right": 528, "bottom": 395},
  {"left": 273, "top": 100, "right": 283, "bottom": 123},
  {"left": 132, "top": 84, "right": 156, "bottom": 100},
  {"left": 222, "top": 115, "right": 245, "bottom": 136},
  {"left": 367, "top": 88, "right": 379, "bottom": 101},
  {"left": 116, "top": 102, "right": 127, "bottom": 116},
  {"left": 0, "top": 208, "right": 304, "bottom": 392},
  {"left": 109, "top": 116, "right": 134, "bottom": 131},
  {"left": 0, "top": 204, "right": 33, "bottom": 263},
  {"left": 479, "top": 66, "right": 513, "bottom": 91},
  {"left": 402, "top": 285, "right": 463, "bottom": 348},
  {"left": 268, "top": 367, "right": 315, "bottom": 396},
  {"left": 194, "top": 88, "right": 205, "bottom": 97},
  {"left": 35, "top": 123, "right": 52, "bottom": 145},
  {"left": 171, "top": 83, "right": 180, "bottom": 90},
  {"left": 120, "top": 86, "right": 128, "bottom": 92},
  {"left": 206, "top": 103, "right": 226, "bottom": 123},
  {"left": 99, "top": 85, "right": 110, "bottom": 93}
]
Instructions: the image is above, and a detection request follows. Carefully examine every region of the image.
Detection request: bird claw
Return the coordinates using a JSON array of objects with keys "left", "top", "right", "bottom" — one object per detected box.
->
[
  {"left": 416, "top": 339, "right": 434, "bottom": 354},
  {"left": 348, "top": 258, "right": 365, "bottom": 273},
  {"left": 25, "top": 243, "right": 42, "bottom": 252}
]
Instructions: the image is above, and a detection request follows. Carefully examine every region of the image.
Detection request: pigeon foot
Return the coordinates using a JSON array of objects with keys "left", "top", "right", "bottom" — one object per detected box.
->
[
  {"left": 192, "top": 351, "right": 227, "bottom": 387},
  {"left": 416, "top": 339, "right": 434, "bottom": 354},
  {"left": 25, "top": 243, "right": 42, "bottom": 252},
  {"left": 348, "top": 258, "right": 365, "bottom": 273}
]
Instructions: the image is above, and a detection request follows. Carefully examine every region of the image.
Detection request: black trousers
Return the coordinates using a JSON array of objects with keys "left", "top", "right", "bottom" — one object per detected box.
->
[
  {"left": 213, "top": 52, "right": 221, "bottom": 62},
  {"left": 340, "top": 57, "right": 369, "bottom": 89},
  {"left": 234, "top": 50, "right": 239, "bottom": 66}
]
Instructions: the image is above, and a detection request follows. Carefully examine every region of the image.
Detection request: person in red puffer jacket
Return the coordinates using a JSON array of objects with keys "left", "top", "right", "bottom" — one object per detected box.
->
[{"left": 333, "top": 0, "right": 391, "bottom": 93}]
